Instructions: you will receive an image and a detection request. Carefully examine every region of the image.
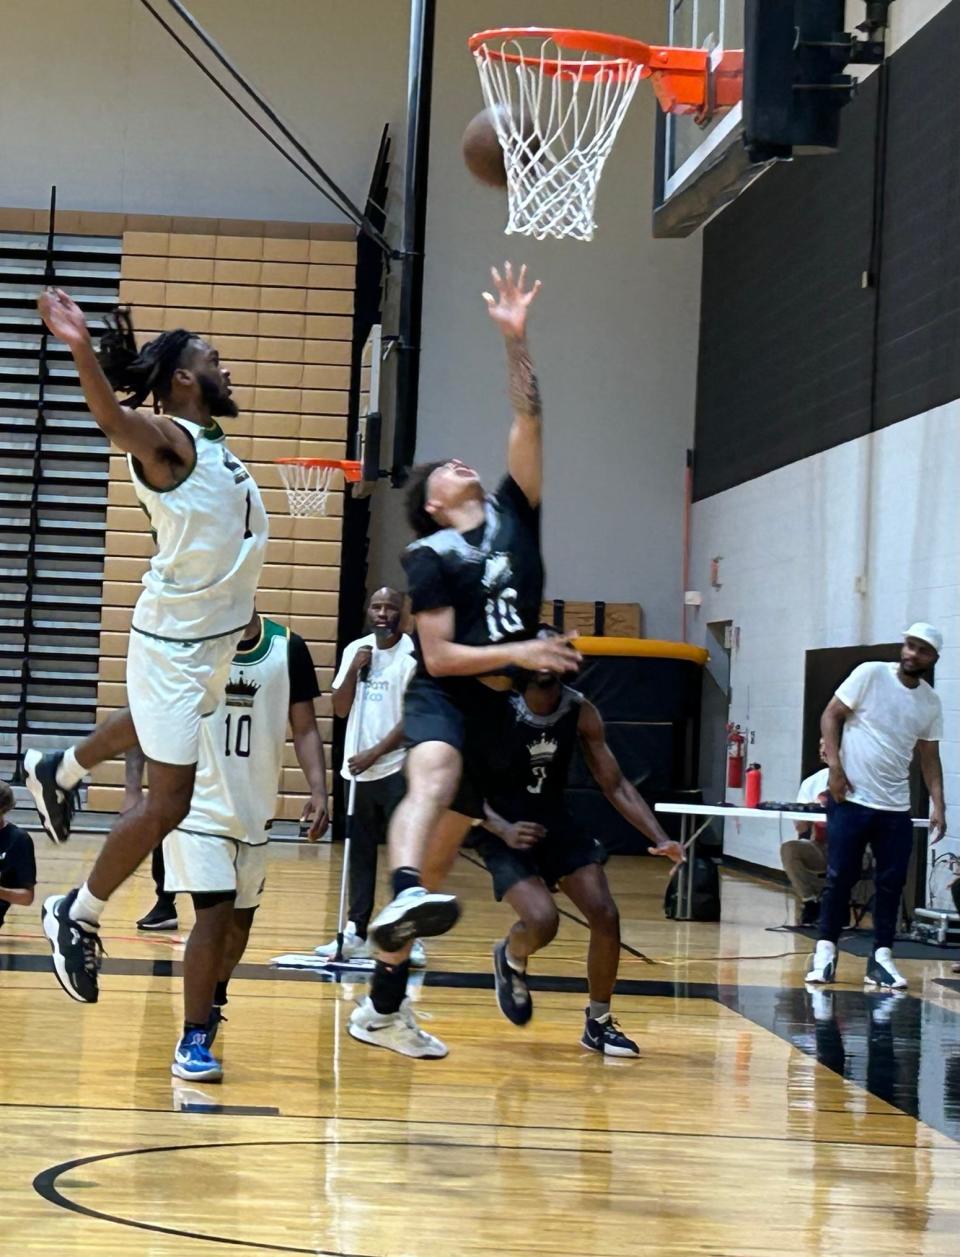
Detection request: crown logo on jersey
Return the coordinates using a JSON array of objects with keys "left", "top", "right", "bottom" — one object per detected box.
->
[
  {"left": 528, "top": 734, "right": 558, "bottom": 766},
  {"left": 225, "top": 672, "right": 260, "bottom": 707},
  {"left": 482, "top": 552, "right": 512, "bottom": 591}
]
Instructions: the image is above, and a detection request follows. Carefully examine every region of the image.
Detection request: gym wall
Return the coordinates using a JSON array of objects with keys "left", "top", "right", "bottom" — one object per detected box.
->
[{"left": 689, "top": 0, "right": 960, "bottom": 880}]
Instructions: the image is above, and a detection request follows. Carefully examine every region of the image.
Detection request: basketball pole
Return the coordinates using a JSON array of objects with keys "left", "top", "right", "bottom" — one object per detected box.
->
[{"left": 392, "top": 0, "right": 437, "bottom": 484}]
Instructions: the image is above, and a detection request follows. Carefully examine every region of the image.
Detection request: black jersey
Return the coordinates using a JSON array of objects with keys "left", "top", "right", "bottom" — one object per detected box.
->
[
  {"left": 402, "top": 476, "right": 543, "bottom": 673},
  {"left": 486, "top": 686, "right": 584, "bottom": 825}
]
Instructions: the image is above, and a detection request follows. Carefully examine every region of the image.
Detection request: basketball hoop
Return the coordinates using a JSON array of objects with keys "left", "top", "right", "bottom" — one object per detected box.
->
[
  {"left": 468, "top": 27, "right": 742, "bottom": 241},
  {"left": 275, "top": 458, "right": 362, "bottom": 518}
]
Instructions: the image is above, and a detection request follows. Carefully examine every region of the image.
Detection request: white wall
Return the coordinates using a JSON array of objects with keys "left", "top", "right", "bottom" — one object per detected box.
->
[
  {"left": 0, "top": 0, "right": 410, "bottom": 223},
  {"left": 687, "top": 401, "right": 960, "bottom": 895},
  {"left": 369, "top": 0, "right": 703, "bottom": 637}
]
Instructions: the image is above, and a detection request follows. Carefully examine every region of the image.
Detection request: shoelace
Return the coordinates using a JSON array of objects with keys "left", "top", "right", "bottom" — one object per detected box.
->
[
  {"left": 80, "top": 930, "right": 104, "bottom": 977},
  {"left": 510, "top": 972, "right": 529, "bottom": 1004},
  {"left": 399, "top": 1003, "right": 434, "bottom": 1043}
]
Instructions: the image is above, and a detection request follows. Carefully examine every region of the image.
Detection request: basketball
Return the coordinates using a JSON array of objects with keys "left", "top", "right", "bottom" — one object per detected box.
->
[{"left": 462, "top": 105, "right": 510, "bottom": 188}]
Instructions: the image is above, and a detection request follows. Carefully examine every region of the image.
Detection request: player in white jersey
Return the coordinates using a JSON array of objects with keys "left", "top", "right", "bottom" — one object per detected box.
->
[
  {"left": 25, "top": 292, "right": 268, "bottom": 1005},
  {"left": 167, "top": 608, "right": 328, "bottom": 1083}
]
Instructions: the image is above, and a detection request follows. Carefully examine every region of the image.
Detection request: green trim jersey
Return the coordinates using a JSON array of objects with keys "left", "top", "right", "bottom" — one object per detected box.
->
[
  {"left": 129, "top": 416, "right": 268, "bottom": 642},
  {"left": 178, "top": 618, "right": 320, "bottom": 844}
]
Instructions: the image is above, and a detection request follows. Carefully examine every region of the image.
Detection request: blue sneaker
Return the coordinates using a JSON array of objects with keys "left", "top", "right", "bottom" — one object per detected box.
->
[
  {"left": 581, "top": 1009, "right": 640, "bottom": 1058},
  {"left": 172, "top": 1030, "right": 223, "bottom": 1082}
]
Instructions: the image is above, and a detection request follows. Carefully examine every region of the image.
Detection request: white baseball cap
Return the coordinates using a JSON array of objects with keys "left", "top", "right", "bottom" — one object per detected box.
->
[{"left": 904, "top": 622, "right": 943, "bottom": 655}]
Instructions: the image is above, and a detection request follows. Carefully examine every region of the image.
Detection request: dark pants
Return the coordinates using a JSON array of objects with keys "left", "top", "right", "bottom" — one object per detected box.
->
[
  {"left": 818, "top": 800, "right": 913, "bottom": 949},
  {"left": 348, "top": 772, "right": 406, "bottom": 938}
]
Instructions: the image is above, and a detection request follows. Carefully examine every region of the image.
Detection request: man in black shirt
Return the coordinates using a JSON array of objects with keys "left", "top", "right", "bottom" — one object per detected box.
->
[
  {"left": 349, "top": 263, "right": 580, "bottom": 1059},
  {"left": 0, "top": 780, "right": 37, "bottom": 929},
  {"left": 476, "top": 634, "right": 683, "bottom": 1055}
]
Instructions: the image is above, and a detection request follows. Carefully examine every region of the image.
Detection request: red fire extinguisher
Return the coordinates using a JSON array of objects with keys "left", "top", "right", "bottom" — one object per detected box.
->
[
  {"left": 745, "top": 763, "right": 763, "bottom": 809},
  {"left": 726, "top": 724, "right": 745, "bottom": 789}
]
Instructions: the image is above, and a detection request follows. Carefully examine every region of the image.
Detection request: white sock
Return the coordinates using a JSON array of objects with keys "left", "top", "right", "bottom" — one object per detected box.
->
[
  {"left": 813, "top": 939, "right": 837, "bottom": 963},
  {"left": 69, "top": 882, "right": 107, "bottom": 928},
  {"left": 56, "top": 747, "right": 87, "bottom": 791},
  {"left": 505, "top": 944, "right": 526, "bottom": 973}
]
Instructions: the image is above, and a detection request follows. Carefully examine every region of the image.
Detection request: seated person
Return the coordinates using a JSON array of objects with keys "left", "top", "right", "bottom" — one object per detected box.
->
[
  {"left": 0, "top": 780, "right": 37, "bottom": 928},
  {"left": 780, "top": 742, "right": 829, "bottom": 926}
]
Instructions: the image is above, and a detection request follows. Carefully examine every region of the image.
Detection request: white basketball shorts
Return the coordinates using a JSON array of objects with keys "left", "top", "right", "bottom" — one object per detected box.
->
[
  {"left": 126, "top": 628, "right": 242, "bottom": 764},
  {"left": 163, "top": 830, "right": 268, "bottom": 910}
]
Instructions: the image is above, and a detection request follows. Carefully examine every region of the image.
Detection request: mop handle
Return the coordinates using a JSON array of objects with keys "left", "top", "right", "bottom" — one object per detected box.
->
[{"left": 335, "top": 661, "right": 370, "bottom": 947}]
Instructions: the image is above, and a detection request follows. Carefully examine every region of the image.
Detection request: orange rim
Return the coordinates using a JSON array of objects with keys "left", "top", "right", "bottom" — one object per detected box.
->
[
  {"left": 468, "top": 27, "right": 739, "bottom": 114},
  {"left": 274, "top": 457, "right": 363, "bottom": 483}
]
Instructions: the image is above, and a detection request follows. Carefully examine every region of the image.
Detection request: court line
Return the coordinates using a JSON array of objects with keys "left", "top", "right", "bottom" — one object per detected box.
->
[
  {"left": 34, "top": 1138, "right": 609, "bottom": 1254},
  {"left": 12, "top": 1101, "right": 951, "bottom": 1151}
]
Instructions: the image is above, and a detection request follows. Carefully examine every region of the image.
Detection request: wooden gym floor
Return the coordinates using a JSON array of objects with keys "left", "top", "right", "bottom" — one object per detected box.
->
[{"left": 3, "top": 834, "right": 960, "bottom": 1255}]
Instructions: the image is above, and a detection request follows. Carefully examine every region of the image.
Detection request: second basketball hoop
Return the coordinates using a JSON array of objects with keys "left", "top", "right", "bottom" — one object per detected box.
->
[{"left": 275, "top": 458, "right": 362, "bottom": 518}]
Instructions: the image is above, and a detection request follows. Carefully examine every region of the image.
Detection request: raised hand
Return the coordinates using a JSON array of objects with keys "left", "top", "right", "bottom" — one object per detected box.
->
[
  {"left": 37, "top": 288, "right": 90, "bottom": 348},
  {"left": 483, "top": 261, "right": 541, "bottom": 339}
]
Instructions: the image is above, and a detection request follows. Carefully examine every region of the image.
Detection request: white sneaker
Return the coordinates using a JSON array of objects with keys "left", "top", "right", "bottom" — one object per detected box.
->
[
  {"left": 347, "top": 996, "right": 447, "bottom": 1058},
  {"left": 314, "top": 923, "right": 371, "bottom": 960},
  {"left": 865, "top": 947, "right": 908, "bottom": 990},
  {"left": 410, "top": 939, "right": 427, "bottom": 968},
  {"left": 368, "top": 886, "right": 460, "bottom": 952},
  {"left": 805, "top": 940, "right": 838, "bottom": 984}
]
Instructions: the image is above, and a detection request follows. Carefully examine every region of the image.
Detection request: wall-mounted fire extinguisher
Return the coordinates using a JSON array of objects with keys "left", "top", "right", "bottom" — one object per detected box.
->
[
  {"left": 726, "top": 723, "right": 745, "bottom": 789},
  {"left": 745, "top": 763, "right": 763, "bottom": 809}
]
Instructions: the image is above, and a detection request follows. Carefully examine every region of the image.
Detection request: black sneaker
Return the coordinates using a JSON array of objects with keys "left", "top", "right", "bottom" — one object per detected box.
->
[
  {"left": 799, "top": 897, "right": 820, "bottom": 928},
  {"left": 492, "top": 939, "right": 533, "bottom": 1026},
  {"left": 137, "top": 899, "right": 178, "bottom": 931},
  {"left": 41, "top": 889, "right": 103, "bottom": 1003},
  {"left": 581, "top": 1010, "right": 640, "bottom": 1058},
  {"left": 24, "top": 749, "right": 79, "bottom": 845}
]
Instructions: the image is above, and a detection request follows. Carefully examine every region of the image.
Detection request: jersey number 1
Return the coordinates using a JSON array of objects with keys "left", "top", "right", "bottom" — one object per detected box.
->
[{"left": 224, "top": 712, "right": 252, "bottom": 758}]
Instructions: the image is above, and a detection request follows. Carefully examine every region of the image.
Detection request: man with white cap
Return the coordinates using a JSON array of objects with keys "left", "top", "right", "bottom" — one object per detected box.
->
[{"left": 807, "top": 623, "right": 946, "bottom": 989}]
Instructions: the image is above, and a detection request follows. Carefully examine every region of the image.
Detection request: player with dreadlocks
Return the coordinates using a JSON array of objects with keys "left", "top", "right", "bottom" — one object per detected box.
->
[{"left": 26, "top": 289, "right": 268, "bottom": 1008}]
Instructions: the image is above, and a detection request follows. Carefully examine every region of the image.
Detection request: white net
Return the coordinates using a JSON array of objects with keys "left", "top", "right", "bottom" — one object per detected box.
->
[
  {"left": 472, "top": 36, "right": 644, "bottom": 242},
  {"left": 276, "top": 461, "right": 336, "bottom": 517}
]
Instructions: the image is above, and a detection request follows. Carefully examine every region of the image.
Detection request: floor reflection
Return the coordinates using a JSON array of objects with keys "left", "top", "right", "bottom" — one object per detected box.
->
[{"left": 724, "top": 984, "right": 960, "bottom": 1142}]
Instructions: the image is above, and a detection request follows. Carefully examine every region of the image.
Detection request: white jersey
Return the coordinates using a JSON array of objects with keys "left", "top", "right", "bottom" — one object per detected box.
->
[
  {"left": 129, "top": 416, "right": 268, "bottom": 642},
  {"left": 179, "top": 618, "right": 293, "bottom": 844}
]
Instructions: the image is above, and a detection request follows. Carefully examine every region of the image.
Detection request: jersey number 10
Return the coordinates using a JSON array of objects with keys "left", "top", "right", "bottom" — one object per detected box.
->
[
  {"left": 485, "top": 587, "right": 524, "bottom": 642},
  {"left": 224, "top": 712, "right": 252, "bottom": 758}
]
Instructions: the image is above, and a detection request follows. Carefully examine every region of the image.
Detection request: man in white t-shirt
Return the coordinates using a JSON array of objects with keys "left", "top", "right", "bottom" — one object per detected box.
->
[
  {"left": 808, "top": 623, "right": 946, "bottom": 990},
  {"left": 315, "top": 588, "right": 418, "bottom": 962},
  {"left": 781, "top": 742, "right": 830, "bottom": 926}
]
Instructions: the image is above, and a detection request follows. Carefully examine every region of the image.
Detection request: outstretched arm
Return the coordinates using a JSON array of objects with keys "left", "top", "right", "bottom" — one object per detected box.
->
[
  {"left": 483, "top": 263, "right": 543, "bottom": 507},
  {"left": 578, "top": 701, "right": 684, "bottom": 863},
  {"left": 37, "top": 288, "right": 193, "bottom": 482}
]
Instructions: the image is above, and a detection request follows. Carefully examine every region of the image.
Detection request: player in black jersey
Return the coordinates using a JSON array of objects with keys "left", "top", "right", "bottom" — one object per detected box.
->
[
  {"left": 349, "top": 263, "right": 580, "bottom": 1059},
  {"left": 477, "top": 628, "right": 683, "bottom": 1056}
]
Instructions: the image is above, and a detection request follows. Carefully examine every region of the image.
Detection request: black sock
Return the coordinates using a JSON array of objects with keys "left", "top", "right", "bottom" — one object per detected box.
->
[
  {"left": 370, "top": 958, "right": 411, "bottom": 1015},
  {"left": 214, "top": 980, "right": 229, "bottom": 1007},
  {"left": 183, "top": 1021, "right": 207, "bottom": 1038},
  {"left": 391, "top": 866, "right": 422, "bottom": 898}
]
